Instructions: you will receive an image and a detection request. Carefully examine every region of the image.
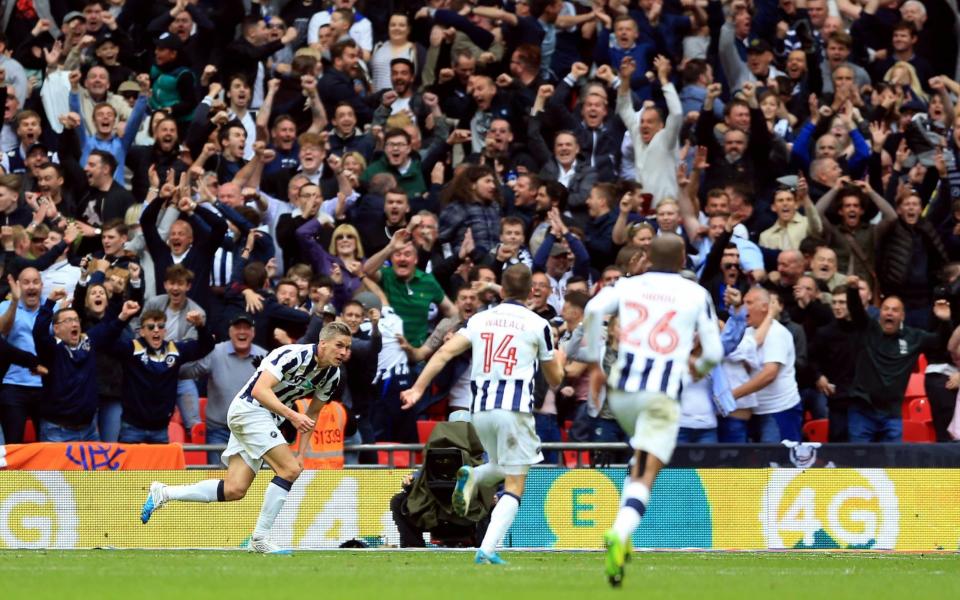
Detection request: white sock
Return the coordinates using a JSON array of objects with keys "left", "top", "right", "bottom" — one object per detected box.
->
[
  {"left": 480, "top": 492, "right": 520, "bottom": 555},
  {"left": 473, "top": 463, "right": 505, "bottom": 487},
  {"left": 164, "top": 480, "right": 223, "bottom": 503},
  {"left": 612, "top": 481, "right": 650, "bottom": 543},
  {"left": 253, "top": 476, "right": 292, "bottom": 539}
]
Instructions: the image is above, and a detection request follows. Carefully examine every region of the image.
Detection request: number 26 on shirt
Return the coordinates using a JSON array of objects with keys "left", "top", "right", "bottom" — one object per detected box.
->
[
  {"left": 619, "top": 301, "right": 679, "bottom": 355},
  {"left": 480, "top": 332, "right": 518, "bottom": 375}
]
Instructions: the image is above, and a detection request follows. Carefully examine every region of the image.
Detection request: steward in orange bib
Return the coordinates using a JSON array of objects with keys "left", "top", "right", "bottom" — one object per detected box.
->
[{"left": 294, "top": 399, "right": 348, "bottom": 469}]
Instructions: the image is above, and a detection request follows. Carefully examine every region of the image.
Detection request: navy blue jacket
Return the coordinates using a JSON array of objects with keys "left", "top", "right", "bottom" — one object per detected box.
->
[
  {"left": 32, "top": 299, "right": 125, "bottom": 426},
  {"left": 108, "top": 307, "right": 215, "bottom": 430}
]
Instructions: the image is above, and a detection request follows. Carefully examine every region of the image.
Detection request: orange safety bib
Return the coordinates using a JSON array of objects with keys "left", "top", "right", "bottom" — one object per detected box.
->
[{"left": 294, "top": 399, "right": 347, "bottom": 469}]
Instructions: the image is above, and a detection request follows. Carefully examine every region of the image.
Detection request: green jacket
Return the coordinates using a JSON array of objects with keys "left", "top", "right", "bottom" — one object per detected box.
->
[
  {"left": 360, "top": 156, "right": 427, "bottom": 198},
  {"left": 404, "top": 421, "right": 496, "bottom": 531}
]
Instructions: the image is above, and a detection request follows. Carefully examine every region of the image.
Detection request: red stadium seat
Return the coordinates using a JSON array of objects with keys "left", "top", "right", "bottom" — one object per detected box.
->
[
  {"left": 914, "top": 354, "right": 928, "bottom": 374},
  {"left": 902, "top": 420, "right": 936, "bottom": 443},
  {"left": 904, "top": 373, "right": 926, "bottom": 401},
  {"left": 23, "top": 418, "right": 36, "bottom": 443},
  {"left": 199, "top": 397, "right": 207, "bottom": 422},
  {"left": 184, "top": 423, "right": 207, "bottom": 465},
  {"left": 376, "top": 442, "right": 412, "bottom": 468},
  {"left": 171, "top": 407, "right": 183, "bottom": 425},
  {"left": 803, "top": 419, "right": 829, "bottom": 443},
  {"left": 417, "top": 420, "right": 439, "bottom": 444},
  {"left": 167, "top": 421, "right": 186, "bottom": 443},
  {"left": 907, "top": 398, "right": 933, "bottom": 423}
]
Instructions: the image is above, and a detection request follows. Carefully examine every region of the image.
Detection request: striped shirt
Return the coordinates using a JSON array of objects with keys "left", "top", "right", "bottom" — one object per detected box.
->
[
  {"left": 237, "top": 344, "right": 341, "bottom": 425},
  {"left": 583, "top": 271, "right": 724, "bottom": 399},
  {"left": 458, "top": 302, "right": 554, "bottom": 414}
]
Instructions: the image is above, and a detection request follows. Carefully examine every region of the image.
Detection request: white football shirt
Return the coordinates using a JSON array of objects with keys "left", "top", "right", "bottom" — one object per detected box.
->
[
  {"left": 457, "top": 301, "right": 555, "bottom": 414},
  {"left": 236, "top": 344, "right": 341, "bottom": 425},
  {"left": 583, "top": 271, "right": 724, "bottom": 398}
]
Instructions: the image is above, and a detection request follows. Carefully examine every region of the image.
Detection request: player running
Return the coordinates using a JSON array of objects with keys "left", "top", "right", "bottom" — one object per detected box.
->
[
  {"left": 400, "top": 265, "right": 564, "bottom": 564},
  {"left": 139, "top": 322, "right": 351, "bottom": 554},
  {"left": 582, "top": 234, "right": 723, "bottom": 586}
]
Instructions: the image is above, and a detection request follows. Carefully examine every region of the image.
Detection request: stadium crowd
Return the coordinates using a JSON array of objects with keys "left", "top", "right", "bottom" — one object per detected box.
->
[{"left": 0, "top": 0, "right": 959, "bottom": 457}]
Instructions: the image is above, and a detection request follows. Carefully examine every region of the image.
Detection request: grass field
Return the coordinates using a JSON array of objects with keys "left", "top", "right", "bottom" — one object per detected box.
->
[{"left": 2, "top": 550, "right": 959, "bottom": 600}]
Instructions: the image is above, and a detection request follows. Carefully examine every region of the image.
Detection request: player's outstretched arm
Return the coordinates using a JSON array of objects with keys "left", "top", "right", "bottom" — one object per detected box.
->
[
  {"left": 400, "top": 334, "right": 471, "bottom": 410},
  {"left": 252, "top": 371, "right": 315, "bottom": 433}
]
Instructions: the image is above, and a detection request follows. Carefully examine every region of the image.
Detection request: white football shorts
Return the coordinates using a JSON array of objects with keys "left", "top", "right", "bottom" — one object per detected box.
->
[
  {"left": 221, "top": 396, "right": 288, "bottom": 471},
  {"left": 472, "top": 409, "right": 543, "bottom": 475},
  {"left": 607, "top": 389, "right": 680, "bottom": 464}
]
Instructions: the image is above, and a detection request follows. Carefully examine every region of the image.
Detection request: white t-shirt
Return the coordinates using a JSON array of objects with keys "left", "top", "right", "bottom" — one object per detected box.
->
[
  {"left": 722, "top": 333, "right": 761, "bottom": 410},
  {"left": 679, "top": 375, "right": 717, "bottom": 429},
  {"left": 750, "top": 320, "right": 800, "bottom": 415}
]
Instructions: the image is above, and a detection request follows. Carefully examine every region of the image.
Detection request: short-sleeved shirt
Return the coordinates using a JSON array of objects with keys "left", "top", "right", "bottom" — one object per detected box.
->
[
  {"left": 750, "top": 320, "right": 801, "bottom": 415},
  {"left": 0, "top": 299, "right": 41, "bottom": 387},
  {"left": 379, "top": 267, "right": 445, "bottom": 347},
  {"left": 458, "top": 301, "right": 554, "bottom": 414},
  {"left": 236, "top": 343, "right": 341, "bottom": 426}
]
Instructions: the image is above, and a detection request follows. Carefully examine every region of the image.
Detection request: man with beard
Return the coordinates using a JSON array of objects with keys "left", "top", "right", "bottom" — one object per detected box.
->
[
  {"left": 31, "top": 287, "right": 132, "bottom": 442},
  {"left": 372, "top": 59, "right": 428, "bottom": 122},
  {"left": 319, "top": 39, "right": 373, "bottom": 127},
  {"left": 697, "top": 82, "right": 778, "bottom": 196},
  {"left": 126, "top": 116, "right": 187, "bottom": 200}
]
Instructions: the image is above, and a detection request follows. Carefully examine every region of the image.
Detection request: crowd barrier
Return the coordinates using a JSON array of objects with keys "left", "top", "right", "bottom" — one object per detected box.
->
[{"left": 1, "top": 468, "right": 958, "bottom": 550}]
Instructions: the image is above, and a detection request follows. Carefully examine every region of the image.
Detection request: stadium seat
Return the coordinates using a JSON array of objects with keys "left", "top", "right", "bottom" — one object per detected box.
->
[
  {"left": 802, "top": 419, "right": 829, "bottom": 443},
  {"left": 167, "top": 421, "right": 186, "bottom": 443},
  {"left": 171, "top": 407, "right": 182, "bottom": 425},
  {"left": 904, "top": 373, "right": 926, "bottom": 401},
  {"left": 907, "top": 398, "right": 933, "bottom": 423},
  {"left": 902, "top": 420, "right": 936, "bottom": 443},
  {"left": 914, "top": 354, "right": 928, "bottom": 374},
  {"left": 23, "top": 418, "right": 36, "bottom": 443},
  {"left": 184, "top": 423, "right": 207, "bottom": 465},
  {"left": 199, "top": 397, "right": 207, "bottom": 422},
  {"left": 424, "top": 392, "right": 448, "bottom": 421},
  {"left": 417, "top": 420, "right": 439, "bottom": 444},
  {"left": 376, "top": 442, "right": 412, "bottom": 468}
]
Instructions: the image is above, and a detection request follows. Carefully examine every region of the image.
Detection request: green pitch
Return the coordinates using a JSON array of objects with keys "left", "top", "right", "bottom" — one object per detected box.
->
[{"left": 1, "top": 550, "right": 958, "bottom": 600}]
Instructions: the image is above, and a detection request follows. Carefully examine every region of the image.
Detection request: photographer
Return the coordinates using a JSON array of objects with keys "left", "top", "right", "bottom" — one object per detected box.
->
[{"left": 390, "top": 420, "right": 495, "bottom": 548}]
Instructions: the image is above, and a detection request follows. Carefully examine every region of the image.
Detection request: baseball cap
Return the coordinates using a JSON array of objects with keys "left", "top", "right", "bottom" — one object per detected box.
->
[
  {"left": 155, "top": 33, "right": 183, "bottom": 51},
  {"left": 354, "top": 291, "right": 382, "bottom": 312},
  {"left": 61, "top": 11, "right": 83, "bottom": 28},
  {"left": 118, "top": 81, "right": 140, "bottom": 95},
  {"left": 96, "top": 33, "right": 118, "bottom": 49},
  {"left": 230, "top": 313, "right": 255, "bottom": 327},
  {"left": 26, "top": 142, "right": 49, "bottom": 156},
  {"left": 900, "top": 97, "right": 927, "bottom": 114},
  {"left": 550, "top": 243, "right": 571, "bottom": 257},
  {"left": 321, "top": 303, "right": 337, "bottom": 316},
  {"left": 746, "top": 38, "right": 773, "bottom": 54}
]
